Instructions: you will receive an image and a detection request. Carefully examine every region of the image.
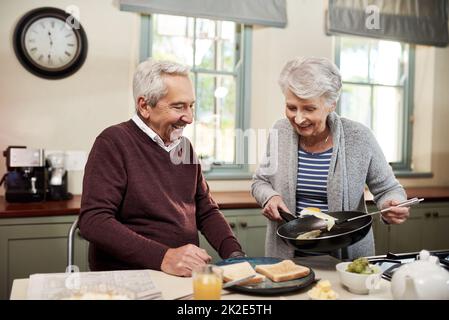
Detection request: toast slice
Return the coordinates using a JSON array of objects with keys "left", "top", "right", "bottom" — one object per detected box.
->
[
  {"left": 255, "top": 260, "right": 310, "bottom": 282},
  {"left": 219, "top": 261, "right": 266, "bottom": 285}
]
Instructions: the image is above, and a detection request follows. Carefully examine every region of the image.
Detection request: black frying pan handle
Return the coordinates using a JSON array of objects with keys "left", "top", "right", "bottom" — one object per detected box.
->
[{"left": 278, "top": 208, "right": 296, "bottom": 222}]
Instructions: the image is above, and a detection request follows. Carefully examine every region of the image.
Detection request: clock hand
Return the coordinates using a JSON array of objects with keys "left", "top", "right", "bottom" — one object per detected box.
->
[{"left": 48, "top": 31, "right": 53, "bottom": 46}]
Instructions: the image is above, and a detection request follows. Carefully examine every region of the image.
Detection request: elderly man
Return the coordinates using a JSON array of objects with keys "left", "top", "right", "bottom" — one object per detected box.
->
[{"left": 79, "top": 59, "right": 244, "bottom": 276}]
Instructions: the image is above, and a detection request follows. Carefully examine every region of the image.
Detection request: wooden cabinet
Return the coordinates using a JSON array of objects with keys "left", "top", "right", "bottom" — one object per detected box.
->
[
  {"left": 371, "top": 212, "right": 389, "bottom": 255},
  {"left": 389, "top": 202, "right": 449, "bottom": 253},
  {"left": 423, "top": 206, "right": 449, "bottom": 250},
  {"left": 0, "top": 215, "right": 88, "bottom": 300},
  {"left": 199, "top": 209, "right": 266, "bottom": 263},
  {"left": 371, "top": 201, "right": 449, "bottom": 255}
]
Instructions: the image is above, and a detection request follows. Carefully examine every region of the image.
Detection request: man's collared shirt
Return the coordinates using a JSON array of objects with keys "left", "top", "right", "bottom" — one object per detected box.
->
[{"left": 132, "top": 114, "right": 181, "bottom": 152}]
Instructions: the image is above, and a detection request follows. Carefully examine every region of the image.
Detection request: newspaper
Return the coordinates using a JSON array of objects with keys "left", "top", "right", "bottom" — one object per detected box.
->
[{"left": 27, "top": 269, "right": 162, "bottom": 300}]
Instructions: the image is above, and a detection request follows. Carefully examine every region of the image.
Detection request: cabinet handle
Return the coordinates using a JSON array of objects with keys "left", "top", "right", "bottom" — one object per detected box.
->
[
  {"left": 432, "top": 212, "right": 439, "bottom": 218},
  {"left": 229, "top": 222, "right": 236, "bottom": 229},
  {"left": 425, "top": 212, "right": 431, "bottom": 218},
  {"left": 240, "top": 222, "right": 248, "bottom": 228}
]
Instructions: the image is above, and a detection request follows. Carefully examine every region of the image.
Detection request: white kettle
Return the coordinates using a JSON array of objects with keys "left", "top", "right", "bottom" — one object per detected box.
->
[{"left": 391, "top": 250, "right": 449, "bottom": 300}]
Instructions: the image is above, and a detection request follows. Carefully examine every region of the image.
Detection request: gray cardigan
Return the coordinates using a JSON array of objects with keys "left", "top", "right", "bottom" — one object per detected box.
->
[{"left": 251, "top": 112, "right": 406, "bottom": 260}]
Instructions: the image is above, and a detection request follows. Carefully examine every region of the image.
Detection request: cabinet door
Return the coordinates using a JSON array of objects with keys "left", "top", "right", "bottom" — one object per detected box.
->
[
  {"left": 198, "top": 209, "right": 268, "bottom": 261},
  {"left": 388, "top": 202, "right": 449, "bottom": 253},
  {"left": 388, "top": 206, "right": 427, "bottom": 253},
  {"left": 422, "top": 203, "right": 449, "bottom": 250},
  {"left": 368, "top": 204, "right": 390, "bottom": 255},
  {"left": 0, "top": 216, "right": 89, "bottom": 300},
  {"left": 372, "top": 218, "right": 389, "bottom": 255},
  {"left": 198, "top": 217, "right": 238, "bottom": 263},
  {"left": 236, "top": 214, "right": 267, "bottom": 258},
  {"left": 74, "top": 229, "right": 89, "bottom": 272}
]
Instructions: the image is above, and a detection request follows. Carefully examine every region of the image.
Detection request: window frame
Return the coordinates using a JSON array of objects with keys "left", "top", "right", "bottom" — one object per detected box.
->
[
  {"left": 140, "top": 14, "right": 253, "bottom": 180},
  {"left": 334, "top": 36, "right": 415, "bottom": 172}
]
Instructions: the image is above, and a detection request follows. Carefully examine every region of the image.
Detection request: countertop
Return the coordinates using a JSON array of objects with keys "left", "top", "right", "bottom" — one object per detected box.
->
[
  {"left": 9, "top": 255, "right": 393, "bottom": 300},
  {"left": 1, "top": 187, "right": 449, "bottom": 219},
  {"left": 0, "top": 191, "right": 259, "bottom": 218}
]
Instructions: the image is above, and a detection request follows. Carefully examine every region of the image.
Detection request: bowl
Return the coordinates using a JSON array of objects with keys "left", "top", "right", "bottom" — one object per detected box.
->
[{"left": 336, "top": 262, "right": 381, "bottom": 295}]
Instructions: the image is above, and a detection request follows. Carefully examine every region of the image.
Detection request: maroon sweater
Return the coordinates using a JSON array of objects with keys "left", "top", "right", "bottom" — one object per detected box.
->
[{"left": 79, "top": 120, "right": 242, "bottom": 271}]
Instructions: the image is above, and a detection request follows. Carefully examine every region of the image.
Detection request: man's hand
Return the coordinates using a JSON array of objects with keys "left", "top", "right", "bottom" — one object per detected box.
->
[
  {"left": 262, "top": 195, "right": 291, "bottom": 221},
  {"left": 381, "top": 199, "right": 410, "bottom": 224},
  {"left": 161, "top": 244, "right": 212, "bottom": 277},
  {"left": 228, "top": 251, "right": 246, "bottom": 258}
]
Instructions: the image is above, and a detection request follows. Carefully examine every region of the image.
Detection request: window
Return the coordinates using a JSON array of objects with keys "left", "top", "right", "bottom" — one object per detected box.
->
[
  {"left": 335, "top": 36, "right": 414, "bottom": 170},
  {"left": 141, "top": 14, "right": 252, "bottom": 179}
]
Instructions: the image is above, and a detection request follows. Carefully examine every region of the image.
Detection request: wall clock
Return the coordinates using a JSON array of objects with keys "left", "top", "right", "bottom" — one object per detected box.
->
[{"left": 13, "top": 7, "right": 88, "bottom": 79}]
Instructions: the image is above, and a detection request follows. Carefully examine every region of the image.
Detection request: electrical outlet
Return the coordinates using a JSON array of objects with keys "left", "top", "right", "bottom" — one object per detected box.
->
[{"left": 65, "top": 151, "right": 87, "bottom": 171}]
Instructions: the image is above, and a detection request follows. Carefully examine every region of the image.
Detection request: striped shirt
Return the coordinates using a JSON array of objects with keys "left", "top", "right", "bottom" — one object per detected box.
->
[{"left": 296, "top": 147, "right": 333, "bottom": 215}]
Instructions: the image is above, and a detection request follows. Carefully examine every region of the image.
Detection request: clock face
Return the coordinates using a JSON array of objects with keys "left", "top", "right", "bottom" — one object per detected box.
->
[
  {"left": 13, "top": 7, "right": 87, "bottom": 79},
  {"left": 23, "top": 17, "right": 79, "bottom": 71}
]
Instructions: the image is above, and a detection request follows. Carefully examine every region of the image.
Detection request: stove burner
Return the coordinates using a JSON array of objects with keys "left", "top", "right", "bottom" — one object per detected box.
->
[{"left": 366, "top": 249, "right": 449, "bottom": 281}]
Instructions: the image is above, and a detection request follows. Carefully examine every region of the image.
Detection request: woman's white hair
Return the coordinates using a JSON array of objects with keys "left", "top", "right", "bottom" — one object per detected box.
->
[
  {"left": 278, "top": 57, "right": 342, "bottom": 105},
  {"left": 133, "top": 58, "right": 190, "bottom": 110}
]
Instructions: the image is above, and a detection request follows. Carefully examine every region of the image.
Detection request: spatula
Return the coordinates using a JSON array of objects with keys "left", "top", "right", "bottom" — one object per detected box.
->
[{"left": 334, "top": 197, "right": 424, "bottom": 225}]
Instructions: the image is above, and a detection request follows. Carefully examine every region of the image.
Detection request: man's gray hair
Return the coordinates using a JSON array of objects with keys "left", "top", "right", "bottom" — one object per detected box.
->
[
  {"left": 133, "top": 58, "right": 190, "bottom": 110},
  {"left": 278, "top": 57, "right": 342, "bottom": 105}
]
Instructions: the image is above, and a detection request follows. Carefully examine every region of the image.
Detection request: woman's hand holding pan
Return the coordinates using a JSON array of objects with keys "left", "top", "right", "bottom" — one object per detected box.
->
[{"left": 263, "top": 195, "right": 291, "bottom": 221}]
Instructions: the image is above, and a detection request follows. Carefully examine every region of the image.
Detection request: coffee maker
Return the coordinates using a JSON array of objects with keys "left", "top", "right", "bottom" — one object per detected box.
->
[
  {"left": 1, "top": 146, "right": 73, "bottom": 202},
  {"left": 1, "top": 146, "right": 46, "bottom": 202}
]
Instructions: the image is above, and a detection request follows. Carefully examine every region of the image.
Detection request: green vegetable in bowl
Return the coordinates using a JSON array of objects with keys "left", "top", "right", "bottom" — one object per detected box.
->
[{"left": 346, "top": 258, "right": 378, "bottom": 274}]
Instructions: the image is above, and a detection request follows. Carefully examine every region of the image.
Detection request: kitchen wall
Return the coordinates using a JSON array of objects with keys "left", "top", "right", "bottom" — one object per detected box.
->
[
  {"left": 0, "top": 0, "right": 139, "bottom": 194},
  {"left": 0, "top": 0, "right": 448, "bottom": 197}
]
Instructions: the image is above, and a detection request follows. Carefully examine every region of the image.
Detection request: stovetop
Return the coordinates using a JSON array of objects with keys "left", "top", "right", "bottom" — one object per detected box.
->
[{"left": 366, "top": 249, "right": 449, "bottom": 281}]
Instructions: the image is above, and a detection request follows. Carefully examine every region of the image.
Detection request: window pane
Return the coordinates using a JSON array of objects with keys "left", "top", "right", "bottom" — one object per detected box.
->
[
  {"left": 155, "top": 14, "right": 188, "bottom": 37},
  {"left": 216, "top": 75, "right": 236, "bottom": 163},
  {"left": 195, "top": 19, "right": 216, "bottom": 69},
  {"left": 340, "top": 84, "right": 371, "bottom": 128},
  {"left": 151, "top": 14, "right": 242, "bottom": 168},
  {"left": 219, "top": 22, "right": 237, "bottom": 72},
  {"left": 372, "top": 86, "right": 403, "bottom": 163},
  {"left": 340, "top": 37, "right": 370, "bottom": 82},
  {"left": 370, "top": 40, "right": 406, "bottom": 85},
  {"left": 153, "top": 15, "right": 194, "bottom": 65},
  {"left": 195, "top": 19, "right": 237, "bottom": 71},
  {"left": 189, "top": 74, "right": 236, "bottom": 163}
]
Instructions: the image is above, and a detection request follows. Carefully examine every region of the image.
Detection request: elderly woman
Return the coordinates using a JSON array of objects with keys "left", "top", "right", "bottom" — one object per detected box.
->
[{"left": 251, "top": 57, "right": 410, "bottom": 260}]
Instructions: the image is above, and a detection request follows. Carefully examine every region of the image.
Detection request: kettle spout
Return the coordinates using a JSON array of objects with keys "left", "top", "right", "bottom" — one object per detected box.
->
[{"left": 402, "top": 275, "right": 419, "bottom": 300}]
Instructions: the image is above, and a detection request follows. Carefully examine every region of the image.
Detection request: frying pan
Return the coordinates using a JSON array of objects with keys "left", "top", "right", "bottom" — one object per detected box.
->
[{"left": 276, "top": 209, "right": 372, "bottom": 253}]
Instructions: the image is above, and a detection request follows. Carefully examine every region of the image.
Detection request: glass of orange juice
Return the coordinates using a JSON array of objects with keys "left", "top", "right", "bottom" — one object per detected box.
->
[{"left": 192, "top": 265, "right": 223, "bottom": 300}]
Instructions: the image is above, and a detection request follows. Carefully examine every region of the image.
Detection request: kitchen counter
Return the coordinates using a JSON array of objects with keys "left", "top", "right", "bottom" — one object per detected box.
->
[
  {"left": 1, "top": 187, "right": 449, "bottom": 218},
  {"left": 9, "top": 255, "right": 393, "bottom": 300},
  {"left": 0, "top": 192, "right": 257, "bottom": 218}
]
